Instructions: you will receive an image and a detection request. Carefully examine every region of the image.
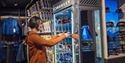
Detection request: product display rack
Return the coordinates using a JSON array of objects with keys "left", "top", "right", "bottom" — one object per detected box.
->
[
  {"left": 53, "top": 0, "right": 79, "bottom": 63},
  {"left": 105, "top": 0, "right": 125, "bottom": 59},
  {"left": 53, "top": 0, "right": 103, "bottom": 63},
  {"left": 78, "top": 0, "right": 102, "bottom": 63},
  {"left": 53, "top": 9, "right": 73, "bottom": 63}
]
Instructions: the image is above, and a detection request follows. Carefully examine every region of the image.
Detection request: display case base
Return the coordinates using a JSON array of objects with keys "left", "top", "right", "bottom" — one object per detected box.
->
[{"left": 105, "top": 56, "right": 125, "bottom": 63}]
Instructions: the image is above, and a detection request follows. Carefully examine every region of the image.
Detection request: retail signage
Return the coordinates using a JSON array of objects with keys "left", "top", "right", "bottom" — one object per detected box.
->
[{"left": 53, "top": 0, "right": 72, "bottom": 11}]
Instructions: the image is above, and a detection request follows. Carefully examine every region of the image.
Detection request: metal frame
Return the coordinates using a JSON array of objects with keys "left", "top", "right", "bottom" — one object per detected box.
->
[
  {"left": 77, "top": 1, "right": 104, "bottom": 63},
  {"left": 78, "top": 8, "right": 101, "bottom": 63},
  {"left": 53, "top": 6, "right": 75, "bottom": 63},
  {"left": 53, "top": 0, "right": 105, "bottom": 63},
  {"left": 53, "top": 0, "right": 76, "bottom": 63},
  {"left": 100, "top": 0, "right": 108, "bottom": 59}
]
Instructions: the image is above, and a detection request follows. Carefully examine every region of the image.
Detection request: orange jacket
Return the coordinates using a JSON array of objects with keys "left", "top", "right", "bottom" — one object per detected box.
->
[{"left": 26, "top": 31, "right": 66, "bottom": 63}]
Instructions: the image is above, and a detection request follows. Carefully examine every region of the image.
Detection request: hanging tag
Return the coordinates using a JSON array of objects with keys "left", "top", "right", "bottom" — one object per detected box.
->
[{"left": 13, "top": 28, "right": 16, "bottom": 33}]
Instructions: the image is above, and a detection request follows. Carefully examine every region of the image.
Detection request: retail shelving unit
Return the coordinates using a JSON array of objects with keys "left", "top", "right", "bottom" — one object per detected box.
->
[
  {"left": 53, "top": 0, "right": 78, "bottom": 63},
  {"left": 101, "top": 0, "right": 125, "bottom": 63},
  {"left": 78, "top": 0, "right": 103, "bottom": 63},
  {"left": 53, "top": 0, "right": 103, "bottom": 63}
]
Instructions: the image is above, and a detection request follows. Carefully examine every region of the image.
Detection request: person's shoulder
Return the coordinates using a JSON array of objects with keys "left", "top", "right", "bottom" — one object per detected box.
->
[{"left": 28, "top": 31, "right": 38, "bottom": 35}]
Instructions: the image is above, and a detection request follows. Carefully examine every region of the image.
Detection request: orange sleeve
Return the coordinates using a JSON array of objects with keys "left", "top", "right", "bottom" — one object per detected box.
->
[
  {"left": 51, "top": 35, "right": 59, "bottom": 39},
  {"left": 29, "top": 34, "right": 66, "bottom": 47}
]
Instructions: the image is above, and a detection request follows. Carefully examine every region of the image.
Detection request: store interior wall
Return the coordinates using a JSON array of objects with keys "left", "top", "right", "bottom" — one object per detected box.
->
[
  {"left": 0, "top": 0, "right": 61, "bottom": 16},
  {"left": 0, "top": 0, "right": 31, "bottom": 16}
]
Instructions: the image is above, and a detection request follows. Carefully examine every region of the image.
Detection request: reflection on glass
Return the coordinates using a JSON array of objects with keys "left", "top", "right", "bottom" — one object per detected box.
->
[
  {"left": 80, "top": 10, "right": 100, "bottom": 63},
  {"left": 80, "top": 10, "right": 94, "bottom": 52},
  {"left": 81, "top": 25, "right": 92, "bottom": 41}
]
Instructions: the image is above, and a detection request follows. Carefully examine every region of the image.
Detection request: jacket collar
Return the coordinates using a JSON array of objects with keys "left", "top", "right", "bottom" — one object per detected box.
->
[{"left": 28, "top": 31, "right": 37, "bottom": 36}]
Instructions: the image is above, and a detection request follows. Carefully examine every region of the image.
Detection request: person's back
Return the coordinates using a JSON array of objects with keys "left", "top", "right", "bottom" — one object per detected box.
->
[{"left": 27, "top": 31, "right": 47, "bottom": 63}]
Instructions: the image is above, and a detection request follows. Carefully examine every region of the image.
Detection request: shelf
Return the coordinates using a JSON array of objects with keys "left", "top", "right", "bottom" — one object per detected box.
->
[
  {"left": 117, "top": 22, "right": 125, "bottom": 27},
  {"left": 81, "top": 39, "right": 93, "bottom": 42},
  {"left": 40, "top": 8, "right": 53, "bottom": 10},
  {"left": 40, "top": 19, "right": 52, "bottom": 21},
  {"left": 108, "top": 53, "right": 125, "bottom": 59}
]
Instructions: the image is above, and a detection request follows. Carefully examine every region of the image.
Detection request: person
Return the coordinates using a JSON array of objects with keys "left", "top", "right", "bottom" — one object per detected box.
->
[{"left": 26, "top": 16, "right": 70, "bottom": 63}]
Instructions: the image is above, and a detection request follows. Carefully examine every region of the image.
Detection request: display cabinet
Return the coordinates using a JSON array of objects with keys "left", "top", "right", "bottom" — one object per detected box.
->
[
  {"left": 53, "top": 0, "right": 102, "bottom": 63},
  {"left": 79, "top": 6, "right": 102, "bottom": 63},
  {"left": 53, "top": 0, "right": 79, "bottom": 63},
  {"left": 53, "top": 8, "right": 74, "bottom": 63},
  {"left": 105, "top": 0, "right": 125, "bottom": 59}
]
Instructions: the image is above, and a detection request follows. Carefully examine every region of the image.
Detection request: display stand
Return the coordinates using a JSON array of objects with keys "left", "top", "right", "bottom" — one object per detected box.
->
[
  {"left": 0, "top": 15, "right": 27, "bottom": 63},
  {"left": 79, "top": 1, "right": 103, "bottom": 63},
  {"left": 53, "top": 0, "right": 77, "bottom": 63},
  {"left": 101, "top": 0, "right": 125, "bottom": 63},
  {"left": 53, "top": 0, "right": 103, "bottom": 63}
]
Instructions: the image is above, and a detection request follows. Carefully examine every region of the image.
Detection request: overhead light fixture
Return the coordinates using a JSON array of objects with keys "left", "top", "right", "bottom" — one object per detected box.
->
[{"left": 14, "top": 3, "right": 18, "bottom": 6}]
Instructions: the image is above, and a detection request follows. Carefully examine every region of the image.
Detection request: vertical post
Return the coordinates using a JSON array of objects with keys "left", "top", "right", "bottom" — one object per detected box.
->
[
  {"left": 72, "top": 0, "right": 80, "bottom": 62},
  {"left": 53, "top": 14, "right": 57, "bottom": 63},
  {"left": 100, "top": 0, "right": 108, "bottom": 59},
  {"left": 71, "top": 7, "right": 75, "bottom": 63},
  {"left": 94, "top": 10, "right": 104, "bottom": 63}
]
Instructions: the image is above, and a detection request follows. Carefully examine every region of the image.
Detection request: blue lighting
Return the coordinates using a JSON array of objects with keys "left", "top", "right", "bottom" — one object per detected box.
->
[
  {"left": 81, "top": 25, "right": 92, "bottom": 40},
  {"left": 105, "top": 0, "right": 118, "bottom": 23}
]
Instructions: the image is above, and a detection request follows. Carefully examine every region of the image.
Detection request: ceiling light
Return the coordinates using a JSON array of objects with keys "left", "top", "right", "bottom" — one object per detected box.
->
[{"left": 14, "top": 3, "right": 18, "bottom": 6}]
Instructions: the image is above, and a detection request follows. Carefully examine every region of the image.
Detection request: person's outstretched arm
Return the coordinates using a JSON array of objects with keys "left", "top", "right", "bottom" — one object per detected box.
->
[{"left": 29, "top": 32, "right": 70, "bottom": 47}]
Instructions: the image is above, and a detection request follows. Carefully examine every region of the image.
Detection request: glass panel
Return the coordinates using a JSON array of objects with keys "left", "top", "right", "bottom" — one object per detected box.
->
[
  {"left": 94, "top": 10, "right": 103, "bottom": 63},
  {"left": 80, "top": 10, "right": 95, "bottom": 63},
  {"left": 94, "top": 10, "right": 102, "bottom": 58},
  {"left": 80, "top": 10, "right": 94, "bottom": 52},
  {"left": 80, "top": 10, "right": 102, "bottom": 63},
  {"left": 54, "top": 8, "right": 73, "bottom": 63}
]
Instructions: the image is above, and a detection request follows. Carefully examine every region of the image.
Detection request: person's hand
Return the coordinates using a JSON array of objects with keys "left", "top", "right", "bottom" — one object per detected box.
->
[
  {"left": 72, "top": 34, "right": 79, "bottom": 40},
  {"left": 57, "top": 33, "right": 65, "bottom": 36},
  {"left": 64, "top": 32, "right": 70, "bottom": 38}
]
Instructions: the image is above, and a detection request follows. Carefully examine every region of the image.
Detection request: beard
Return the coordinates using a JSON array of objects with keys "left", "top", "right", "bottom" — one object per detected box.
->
[{"left": 38, "top": 24, "right": 44, "bottom": 32}]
